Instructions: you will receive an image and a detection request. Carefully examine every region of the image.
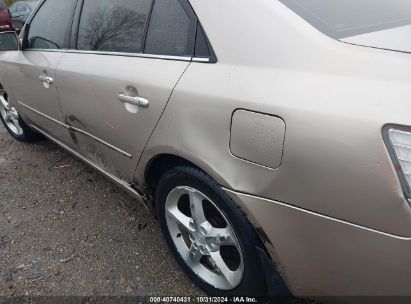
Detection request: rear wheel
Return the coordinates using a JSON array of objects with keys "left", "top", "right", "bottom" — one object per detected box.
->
[
  {"left": 0, "top": 87, "right": 40, "bottom": 141},
  {"left": 156, "top": 166, "right": 268, "bottom": 296}
]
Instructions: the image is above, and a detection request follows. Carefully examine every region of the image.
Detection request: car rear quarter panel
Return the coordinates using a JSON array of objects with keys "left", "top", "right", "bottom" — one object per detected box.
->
[{"left": 137, "top": 0, "right": 411, "bottom": 238}]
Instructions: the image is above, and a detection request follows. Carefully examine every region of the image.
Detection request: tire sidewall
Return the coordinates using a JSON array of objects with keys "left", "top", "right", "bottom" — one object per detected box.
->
[{"left": 156, "top": 166, "right": 267, "bottom": 296}]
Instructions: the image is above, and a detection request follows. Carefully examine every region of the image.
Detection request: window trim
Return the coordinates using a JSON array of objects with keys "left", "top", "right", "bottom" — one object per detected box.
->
[
  {"left": 67, "top": 49, "right": 192, "bottom": 62},
  {"left": 194, "top": 22, "right": 217, "bottom": 63},
  {"left": 140, "top": 0, "right": 155, "bottom": 53},
  {"left": 69, "top": 0, "right": 84, "bottom": 50}
]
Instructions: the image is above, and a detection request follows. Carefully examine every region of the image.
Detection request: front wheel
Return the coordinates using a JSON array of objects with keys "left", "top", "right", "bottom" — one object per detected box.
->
[
  {"left": 0, "top": 88, "right": 40, "bottom": 142},
  {"left": 156, "top": 166, "right": 268, "bottom": 296}
]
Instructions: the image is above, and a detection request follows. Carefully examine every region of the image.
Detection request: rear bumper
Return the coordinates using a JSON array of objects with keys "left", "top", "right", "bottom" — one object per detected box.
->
[{"left": 224, "top": 189, "right": 411, "bottom": 296}]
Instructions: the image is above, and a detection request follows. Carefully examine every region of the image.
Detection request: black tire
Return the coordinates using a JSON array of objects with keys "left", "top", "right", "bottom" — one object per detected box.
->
[{"left": 156, "top": 166, "right": 269, "bottom": 296}]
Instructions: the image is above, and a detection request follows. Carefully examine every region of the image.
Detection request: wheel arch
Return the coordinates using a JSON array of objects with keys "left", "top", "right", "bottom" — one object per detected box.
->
[
  {"left": 140, "top": 149, "right": 274, "bottom": 235},
  {"left": 143, "top": 152, "right": 229, "bottom": 194},
  {"left": 140, "top": 151, "right": 292, "bottom": 296}
]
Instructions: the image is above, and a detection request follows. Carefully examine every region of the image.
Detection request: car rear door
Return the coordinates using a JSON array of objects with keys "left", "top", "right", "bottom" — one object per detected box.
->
[
  {"left": 4, "top": 0, "right": 78, "bottom": 144},
  {"left": 55, "top": 0, "right": 198, "bottom": 182}
]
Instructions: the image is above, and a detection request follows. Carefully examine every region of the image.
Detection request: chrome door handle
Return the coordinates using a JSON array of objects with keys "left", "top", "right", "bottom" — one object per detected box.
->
[
  {"left": 117, "top": 93, "right": 149, "bottom": 108},
  {"left": 39, "top": 75, "right": 54, "bottom": 84}
]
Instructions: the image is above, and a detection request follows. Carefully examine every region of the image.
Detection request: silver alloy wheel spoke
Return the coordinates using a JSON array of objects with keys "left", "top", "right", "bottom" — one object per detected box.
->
[
  {"left": 0, "top": 95, "right": 8, "bottom": 110},
  {"left": 166, "top": 207, "right": 195, "bottom": 233},
  {"left": 10, "top": 116, "right": 23, "bottom": 135},
  {"left": 0, "top": 90, "right": 23, "bottom": 136},
  {"left": 188, "top": 190, "right": 207, "bottom": 227},
  {"left": 189, "top": 243, "right": 204, "bottom": 263},
  {"left": 208, "top": 227, "right": 238, "bottom": 246},
  {"left": 165, "top": 186, "right": 244, "bottom": 290},
  {"left": 209, "top": 251, "right": 242, "bottom": 289},
  {"left": 3, "top": 111, "right": 10, "bottom": 122}
]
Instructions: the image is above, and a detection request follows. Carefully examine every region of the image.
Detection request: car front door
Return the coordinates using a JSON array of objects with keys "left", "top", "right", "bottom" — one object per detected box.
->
[
  {"left": 55, "top": 0, "right": 198, "bottom": 182},
  {"left": 5, "top": 0, "right": 78, "bottom": 144}
]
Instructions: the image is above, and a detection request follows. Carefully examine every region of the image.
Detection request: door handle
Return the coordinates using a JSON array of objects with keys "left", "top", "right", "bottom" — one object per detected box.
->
[
  {"left": 117, "top": 93, "right": 149, "bottom": 108},
  {"left": 39, "top": 75, "right": 54, "bottom": 85}
]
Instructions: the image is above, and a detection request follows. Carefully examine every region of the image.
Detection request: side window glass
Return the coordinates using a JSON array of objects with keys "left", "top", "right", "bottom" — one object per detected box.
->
[
  {"left": 77, "top": 0, "right": 152, "bottom": 53},
  {"left": 145, "top": 0, "right": 195, "bottom": 56},
  {"left": 27, "top": 0, "right": 77, "bottom": 50}
]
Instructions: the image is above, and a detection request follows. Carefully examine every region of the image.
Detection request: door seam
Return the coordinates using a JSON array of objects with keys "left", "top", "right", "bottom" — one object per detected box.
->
[{"left": 134, "top": 62, "right": 192, "bottom": 169}]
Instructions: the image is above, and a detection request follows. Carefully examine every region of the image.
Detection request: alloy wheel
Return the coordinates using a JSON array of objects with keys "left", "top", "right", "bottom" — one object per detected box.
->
[
  {"left": 0, "top": 89, "right": 23, "bottom": 136},
  {"left": 165, "top": 186, "right": 244, "bottom": 290}
]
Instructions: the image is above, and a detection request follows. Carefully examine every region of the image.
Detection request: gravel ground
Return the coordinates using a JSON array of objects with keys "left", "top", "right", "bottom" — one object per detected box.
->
[{"left": 0, "top": 124, "right": 202, "bottom": 297}]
